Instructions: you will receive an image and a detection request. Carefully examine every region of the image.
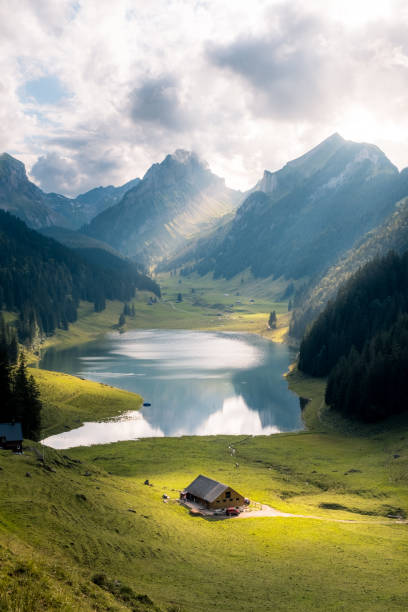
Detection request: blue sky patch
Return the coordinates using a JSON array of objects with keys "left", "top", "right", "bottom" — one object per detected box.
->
[{"left": 19, "top": 75, "right": 70, "bottom": 105}]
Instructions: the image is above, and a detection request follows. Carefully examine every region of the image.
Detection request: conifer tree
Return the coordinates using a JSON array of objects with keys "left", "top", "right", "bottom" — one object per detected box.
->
[{"left": 268, "top": 311, "right": 277, "bottom": 329}]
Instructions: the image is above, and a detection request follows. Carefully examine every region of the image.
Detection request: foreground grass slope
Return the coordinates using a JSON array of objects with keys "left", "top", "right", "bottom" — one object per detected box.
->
[
  {"left": 0, "top": 373, "right": 407, "bottom": 610},
  {"left": 1, "top": 426, "right": 407, "bottom": 611}
]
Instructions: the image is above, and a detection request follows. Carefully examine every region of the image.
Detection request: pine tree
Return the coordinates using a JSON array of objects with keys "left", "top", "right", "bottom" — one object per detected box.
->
[
  {"left": 12, "top": 353, "right": 42, "bottom": 440},
  {"left": 268, "top": 311, "right": 277, "bottom": 329}
]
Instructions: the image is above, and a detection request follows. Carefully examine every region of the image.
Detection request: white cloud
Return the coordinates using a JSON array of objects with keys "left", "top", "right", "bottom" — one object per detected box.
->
[{"left": 1, "top": 0, "right": 408, "bottom": 195}]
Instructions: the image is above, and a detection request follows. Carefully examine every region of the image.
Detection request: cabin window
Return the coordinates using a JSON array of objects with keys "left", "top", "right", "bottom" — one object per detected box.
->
[{"left": 225, "top": 492, "right": 231, "bottom": 498}]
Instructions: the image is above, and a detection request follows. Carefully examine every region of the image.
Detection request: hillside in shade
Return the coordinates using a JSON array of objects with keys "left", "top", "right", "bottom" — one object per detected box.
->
[
  {"left": 290, "top": 174, "right": 408, "bottom": 339},
  {"left": 0, "top": 210, "right": 159, "bottom": 345}
]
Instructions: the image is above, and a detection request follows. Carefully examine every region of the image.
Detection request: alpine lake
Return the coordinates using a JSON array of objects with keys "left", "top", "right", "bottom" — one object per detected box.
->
[{"left": 40, "top": 329, "right": 303, "bottom": 448}]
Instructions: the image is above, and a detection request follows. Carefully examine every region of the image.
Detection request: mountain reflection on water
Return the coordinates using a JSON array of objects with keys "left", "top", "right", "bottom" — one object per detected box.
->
[{"left": 40, "top": 330, "right": 303, "bottom": 448}]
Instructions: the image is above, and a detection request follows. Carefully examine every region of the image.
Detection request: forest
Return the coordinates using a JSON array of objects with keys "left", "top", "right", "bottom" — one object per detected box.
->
[
  {"left": 0, "top": 211, "right": 160, "bottom": 345},
  {"left": 298, "top": 250, "right": 408, "bottom": 421}
]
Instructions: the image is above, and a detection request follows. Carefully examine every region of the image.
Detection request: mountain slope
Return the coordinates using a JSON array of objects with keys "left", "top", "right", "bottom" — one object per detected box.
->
[
  {"left": 290, "top": 170, "right": 408, "bottom": 338},
  {"left": 0, "top": 210, "right": 159, "bottom": 344},
  {"left": 298, "top": 250, "right": 408, "bottom": 422},
  {"left": 84, "top": 150, "right": 242, "bottom": 264},
  {"left": 39, "top": 225, "right": 125, "bottom": 257},
  {"left": 75, "top": 178, "right": 140, "bottom": 223},
  {"left": 180, "top": 135, "right": 403, "bottom": 281}
]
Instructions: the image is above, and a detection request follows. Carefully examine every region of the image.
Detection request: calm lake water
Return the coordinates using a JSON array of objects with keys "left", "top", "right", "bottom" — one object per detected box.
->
[{"left": 40, "top": 330, "right": 303, "bottom": 448}]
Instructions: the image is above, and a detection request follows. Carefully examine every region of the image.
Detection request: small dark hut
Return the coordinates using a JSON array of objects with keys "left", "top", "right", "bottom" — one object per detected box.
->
[
  {"left": 0, "top": 423, "right": 23, "bottom": 452},
  {"left": 182, "top": 474, "right": 244, "bottom": 509}
]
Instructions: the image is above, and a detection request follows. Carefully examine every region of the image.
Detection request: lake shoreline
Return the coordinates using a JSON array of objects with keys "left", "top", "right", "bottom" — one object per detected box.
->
[{"left": 38, "top": 329, "right": 302, "bottom": 447}]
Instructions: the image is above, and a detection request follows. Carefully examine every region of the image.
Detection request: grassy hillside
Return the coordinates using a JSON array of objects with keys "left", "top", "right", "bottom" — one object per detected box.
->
[
  {"left": 0, "top": 369, "right": 407, "bottom": 610},
  {"left": 1, "top": 399, "right": 407, "bottom": 610},
  {"left": 31, "top": 368, "right": 143, "bottom": 438}
]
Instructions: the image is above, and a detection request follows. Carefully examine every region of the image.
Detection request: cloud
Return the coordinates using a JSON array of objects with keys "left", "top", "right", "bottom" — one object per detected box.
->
[
  {"left": 207, "top": 5, "right": 348, "bottom": 121},
  {"left": 1, "top": 0, "right": 408, "bottom": 195},
  {"left": 129, "top": 75, "right": 189, "bottom": 131},
  {"left": 31, "top": 149, "right": 122, "bottom": 195}
]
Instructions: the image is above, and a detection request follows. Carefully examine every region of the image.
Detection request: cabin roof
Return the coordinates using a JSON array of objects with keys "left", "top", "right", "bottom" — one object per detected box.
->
[
  {"left": 0, "top": 422, "right": 23, "bottom": 442},
  {"left": 184, "top": 474, "right": 229, "bottom": 502}
]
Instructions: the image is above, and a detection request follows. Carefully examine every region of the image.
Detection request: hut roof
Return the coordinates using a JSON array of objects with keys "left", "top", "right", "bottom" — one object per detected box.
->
[
  {"left": 184, "top": 474, "right": 228, "bottom": 503},
  {"left": 0, "top": 423, "right": 23, "bottom": 442}
]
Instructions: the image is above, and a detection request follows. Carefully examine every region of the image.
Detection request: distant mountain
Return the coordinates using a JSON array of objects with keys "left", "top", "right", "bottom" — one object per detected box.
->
[
  {"left": 0, "top": 153, "right": 140, "bottom": 230},
  {"left": 180, "top": 134, "right": 404, "bottom": 281},
  {"left": 74, "top": 179, "right": 140, "bottom": 223},
  {"left": 84, "top": 150, "right": 242, "bottom": 264},
  {"left": 0, "top": 153, "right": 69, "bottom": 229}
]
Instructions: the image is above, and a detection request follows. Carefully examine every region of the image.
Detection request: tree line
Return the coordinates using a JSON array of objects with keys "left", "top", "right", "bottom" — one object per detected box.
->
[
  {"left": 298, "top": 250, "right": 408, "bottom": 422},
  {"left": 0, "top": 211, "right": 160, "bottom": 345}
]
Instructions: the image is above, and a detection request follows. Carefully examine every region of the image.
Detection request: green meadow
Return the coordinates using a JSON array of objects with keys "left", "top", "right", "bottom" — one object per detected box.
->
[
  {"left": 37, "top": 272, "right": 289, "bottom": 356},
  {"left": 1, "top": 278, "right": 407, "bottom": 610}
]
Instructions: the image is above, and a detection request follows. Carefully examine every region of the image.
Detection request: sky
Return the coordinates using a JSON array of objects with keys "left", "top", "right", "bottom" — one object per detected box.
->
[{"left": 2, "top": 0, "right": 408, "bottom": 196}]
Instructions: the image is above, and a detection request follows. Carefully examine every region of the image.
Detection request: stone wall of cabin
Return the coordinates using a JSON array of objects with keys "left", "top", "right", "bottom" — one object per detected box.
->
[{"left": 208, "top": 487, "right": 245, "bottom": 509}]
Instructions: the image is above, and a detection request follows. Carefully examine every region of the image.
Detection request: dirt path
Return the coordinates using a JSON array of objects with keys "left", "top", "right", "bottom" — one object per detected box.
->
[{"left": 234, "top": 504, "right": 407, "bottom": 525}]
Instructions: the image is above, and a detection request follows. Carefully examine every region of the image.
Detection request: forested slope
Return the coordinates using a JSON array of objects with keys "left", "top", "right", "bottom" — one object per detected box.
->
[
  {"left": 0, "top": 211, "right": 159, "bottom": 344},
  {"left": 298, "top": 250, "right": 408, "bottom": 421}
]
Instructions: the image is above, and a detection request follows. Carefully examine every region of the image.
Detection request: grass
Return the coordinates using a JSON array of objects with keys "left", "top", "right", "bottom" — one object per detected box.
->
[
  {"left": 1, "top": 273, "right": 407, "bottom": 609},
  {"left": 0, "top": 421, "right": 407, "bottom": 611},
  {"left": 30, "top": 368, "right": 143, "bottom": 438}
]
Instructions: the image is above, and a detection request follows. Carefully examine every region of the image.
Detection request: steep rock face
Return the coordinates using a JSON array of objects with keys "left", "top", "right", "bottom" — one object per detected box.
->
[
  {"left": 187, "top": 134, "right": 402, "bottom": 280},
  {"left": 85, "top": 150, "right": 242, "bottom": 264},
  {"left": 0, "top": 153, "right": 68, "bottom": 229}
]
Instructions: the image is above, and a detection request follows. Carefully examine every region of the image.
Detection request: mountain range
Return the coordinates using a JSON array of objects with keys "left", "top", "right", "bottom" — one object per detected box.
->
[
  {"left": 0, "top": 153, "right": 140, "bottom": 231},
  {"left": 171, "top": 134, "right": 407, "bottom": 281},
  {"left": 3, "top": 135, "right": 408, "bottom": 335}
]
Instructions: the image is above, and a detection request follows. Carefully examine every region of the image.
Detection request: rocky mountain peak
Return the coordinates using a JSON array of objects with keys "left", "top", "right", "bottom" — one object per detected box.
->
[
  {"left": 142, "top": 149, "right": 221, "bottom": 191},
  {"left": 0, "top": 153, "right": 29, "bottom": 187}
]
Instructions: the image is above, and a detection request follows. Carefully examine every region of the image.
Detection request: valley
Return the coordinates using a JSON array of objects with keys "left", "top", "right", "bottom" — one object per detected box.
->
[{"left": 2, "top": 134, "right": 408, "bottom": 611}]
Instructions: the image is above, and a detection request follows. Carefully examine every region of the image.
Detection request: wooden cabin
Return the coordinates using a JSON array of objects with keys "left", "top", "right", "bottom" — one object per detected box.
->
[
  {"left": 182, "top": 474, "right": 245, "bottom": 509},
  {"left": 0, "top": 423, "right": 23, "bottom": 452}
]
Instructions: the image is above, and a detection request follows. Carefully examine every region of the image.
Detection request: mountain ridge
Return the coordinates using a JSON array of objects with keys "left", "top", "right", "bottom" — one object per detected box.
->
[
  {"left": 171, "top": 135, "right": 403, "bottom": 283},
  {"left": 0, "top": 153, "right": 141, "bottom": 230},
  {"left": 84, "top": 149, "right": 243, "bottom": 264}
]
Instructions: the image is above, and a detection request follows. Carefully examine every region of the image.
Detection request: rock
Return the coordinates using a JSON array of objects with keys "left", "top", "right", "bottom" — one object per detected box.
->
[{"left": 25, "top": 472, "right": 31, "bottom": 478}]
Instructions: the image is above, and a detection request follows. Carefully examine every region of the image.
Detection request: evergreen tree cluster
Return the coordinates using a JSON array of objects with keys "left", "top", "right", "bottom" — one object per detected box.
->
[
  {"left": 0, "top": 319, "right": 41, "bottom": 440},
  {"left": 0, "top": 211, "right": 160, "bottom": 344},
  {"left": 298, "top": 250, "right": 408, "bottom": 422},
  {"left": 325, "top": 314, "right": 408, "bottom": 421}
]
